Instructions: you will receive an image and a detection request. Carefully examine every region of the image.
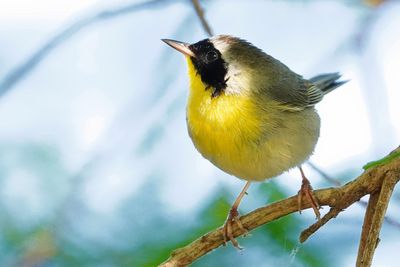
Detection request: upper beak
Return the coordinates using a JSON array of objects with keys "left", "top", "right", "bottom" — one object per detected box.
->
[{"left": 162, "top": 39, "right": 195, "bottom": 57}]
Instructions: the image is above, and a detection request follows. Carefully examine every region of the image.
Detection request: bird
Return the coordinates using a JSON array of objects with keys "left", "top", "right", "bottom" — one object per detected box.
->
[{"left": 162, "top": 35, "right": 346, "bottom": 248}]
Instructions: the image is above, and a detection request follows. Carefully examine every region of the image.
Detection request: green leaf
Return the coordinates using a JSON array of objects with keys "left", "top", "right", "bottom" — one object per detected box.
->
[{"left": 363, "top": 150, "right": 400, "bottom": 170}]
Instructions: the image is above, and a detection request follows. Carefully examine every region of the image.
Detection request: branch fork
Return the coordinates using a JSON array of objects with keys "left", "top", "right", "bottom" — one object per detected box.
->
[{"left": 160, "top": 147, "right": 400, "bottom": 267}]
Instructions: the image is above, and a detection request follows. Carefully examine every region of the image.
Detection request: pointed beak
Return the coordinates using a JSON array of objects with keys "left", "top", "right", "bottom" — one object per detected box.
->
[{"left": 162, "top": 39, "right": 195, "bottom": 57}]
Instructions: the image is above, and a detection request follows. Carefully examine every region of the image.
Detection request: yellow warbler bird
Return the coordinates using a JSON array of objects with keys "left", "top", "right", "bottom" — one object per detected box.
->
[{"left": 162, "top": 35, "right": 346, "bottom": 247}]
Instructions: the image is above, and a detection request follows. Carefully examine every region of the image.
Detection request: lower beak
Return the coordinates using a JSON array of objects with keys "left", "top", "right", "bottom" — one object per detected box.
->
[{"left": 162, "top": 39, "right": 195, "bottom": 57}]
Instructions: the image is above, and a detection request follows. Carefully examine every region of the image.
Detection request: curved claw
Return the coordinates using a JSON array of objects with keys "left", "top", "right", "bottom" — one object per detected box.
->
[
  {"left": 222, "top": 208, "right": 248, "bottom": 249},
  {"left": 297, "top": 172, "right": 321, "bottom": 220}
]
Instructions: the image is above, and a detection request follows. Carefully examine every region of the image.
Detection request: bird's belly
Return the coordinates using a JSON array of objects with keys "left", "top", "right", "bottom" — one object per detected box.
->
[
  {"left": 187, "top": 108, "right": 320, "bottom": 181},
  {"left": 185, "top": 58, "right": 320, "bottom": 181}
]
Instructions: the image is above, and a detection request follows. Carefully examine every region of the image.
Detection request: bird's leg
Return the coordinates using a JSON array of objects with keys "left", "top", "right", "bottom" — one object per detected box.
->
[
  {"left": 297, "top": 166, "right": 321, "bottom": 220},
  {"left": 223, "top": 181, "right": 251, "bottom": 249}
]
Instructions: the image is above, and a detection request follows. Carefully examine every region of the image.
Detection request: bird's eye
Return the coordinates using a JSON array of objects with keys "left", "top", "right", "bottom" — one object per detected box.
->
[{"left": 205, "top": 51, "right": 218, "bottom": 63}]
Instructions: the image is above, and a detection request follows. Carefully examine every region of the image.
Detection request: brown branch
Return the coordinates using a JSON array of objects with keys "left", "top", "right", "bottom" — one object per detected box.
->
[
  {"left": 160, "top": 147, "right": 400, "bottom": 267},
  {"left": 190, "top": 0, "right": 213, "bottom": 37},
  {"left": 299, "top": 207, "right": 342, "bottom": 243},
  {"left": 308, "top": 161, "right": 400, "bottom": 230},
  {"left": 356, "top": 169, "right": 398, "bottom": 267},
  {"left": 356, "top": 192, "right": 380, "bottom": 266}
]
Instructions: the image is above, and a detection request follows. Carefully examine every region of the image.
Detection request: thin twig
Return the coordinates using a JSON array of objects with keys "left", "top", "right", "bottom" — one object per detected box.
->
[
  {"left": 0, "top": 0, "right": 171, "bottom": 97},
  {"left": 160, "top": 147, "right": 400, "bottom": 267},
  {"left": 190, "top": 0, "right": 213, "bottom": 36},
  {"left": 299, "top": 207, "right": 342, "bottom": 243}
]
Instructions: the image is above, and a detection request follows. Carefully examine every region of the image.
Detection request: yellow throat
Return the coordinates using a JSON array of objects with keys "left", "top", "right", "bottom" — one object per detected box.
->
[{"left": 185, "top": 57, "right": 267, "bottom": 179}]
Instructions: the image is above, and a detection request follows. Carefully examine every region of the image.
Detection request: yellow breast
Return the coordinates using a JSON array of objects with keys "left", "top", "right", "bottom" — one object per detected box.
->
[
  {"left": 186, "top": 58, "right": 262, "bottom": 178},
  {"left": 185, "top": 58, "right": 319, "bottom": 181}
]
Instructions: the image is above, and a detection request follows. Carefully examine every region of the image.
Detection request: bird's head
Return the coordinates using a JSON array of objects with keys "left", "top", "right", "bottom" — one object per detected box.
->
[{"left": 162, "top": 35, "right": 262, "bottom": 97}]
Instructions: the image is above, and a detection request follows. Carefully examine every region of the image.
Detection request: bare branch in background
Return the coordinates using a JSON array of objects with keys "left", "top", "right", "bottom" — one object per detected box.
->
[
  {"left": 160, "top": 147, "right": 400, "bottom": 267},
  {"left": 307, "top": 161, "right": 341, "bottom": 186},
  {"left": 190, "top": 0, "right": 213, "bottom": 36},
  {"left": 0, "top": 0, "right": 172, "bottom": 98}
]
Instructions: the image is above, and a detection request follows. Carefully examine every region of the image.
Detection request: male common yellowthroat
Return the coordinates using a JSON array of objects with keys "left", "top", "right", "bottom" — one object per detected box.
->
[{"left": 162, "top": 35, "right": 346, "bottom": 247}]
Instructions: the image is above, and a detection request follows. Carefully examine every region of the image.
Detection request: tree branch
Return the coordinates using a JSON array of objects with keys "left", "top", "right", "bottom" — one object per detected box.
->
[
  {"left": 356, "top": 165, "right": 398, "bottom": 267},
  {"left": 160, "top": 147, "right": 400, "bottom": 267},
  {"left": 356, "top": 191, "right": 380, "bottom": 266},
  {"left": 190, "top": 0, "right": 213, "bottom": 37},
  {"left": 307, "top": 161, "right": 400, "bottom": 230},
  {"left": 299, "top": 206, "right": 342, "bottom": 243}
]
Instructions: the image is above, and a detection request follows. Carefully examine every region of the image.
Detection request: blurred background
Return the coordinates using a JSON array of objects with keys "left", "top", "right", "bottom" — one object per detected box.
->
[{"left": 0, "top": 0, "right": 399, "bottom": 266}]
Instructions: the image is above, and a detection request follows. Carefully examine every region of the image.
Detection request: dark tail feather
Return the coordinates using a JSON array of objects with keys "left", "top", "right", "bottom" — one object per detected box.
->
[{"left": 310, "top": 72, "right": 348, "bottom": 94}]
